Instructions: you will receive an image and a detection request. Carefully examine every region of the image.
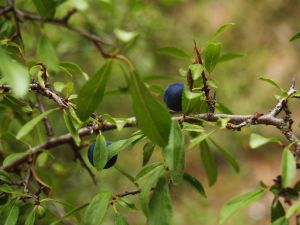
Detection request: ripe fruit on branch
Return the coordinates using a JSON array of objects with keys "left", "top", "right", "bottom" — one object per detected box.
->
[
  {"left": 163, "top": 82, "right": 184, "bottom": 112},
  {"left": 88, "top": 141, "right": 118, "bottom": 169}
]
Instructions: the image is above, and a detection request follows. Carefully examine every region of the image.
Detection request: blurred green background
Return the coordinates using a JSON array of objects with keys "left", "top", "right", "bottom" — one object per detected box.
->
[{"left": 1, "top": 0, "right": 300, "bottom": 224}]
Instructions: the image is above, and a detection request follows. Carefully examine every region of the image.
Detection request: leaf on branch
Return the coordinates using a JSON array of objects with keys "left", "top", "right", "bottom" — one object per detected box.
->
[
  {"left": 135, "top": 162, "right": 164, "bottom": 183},
  {"left": 16, "top": 108, "right": 59, "bottom": 140},
  {"left": 211, "top": 23, "right": 235, "bottom": 40},
  {"left": 183, "top": 173, "right": 206, "bottom": 198},
  {"left": 77, "top": 61, "right": 112, "bottom": 121},
  {"left": 249, "top": 133, "right": 280, "bottom": 149},
  {"left": 271, "top": 217, "right": 289, "bottom": 225},
  {"left": 210, "top": 139, "right": 240, "bottom": 173},
  {"left": 219, "top": 188, "right": 266, "bottom": 224},
  {"left": 290, "top": 32, "right": 300, "bottom": 42},
  {"left": 204, "top": 42, "right": 222, "bottom": 73},
  {"left": 115, "top": 212, "right": 130, "bottom": 225},
  {"left": 218, "top": 52, "right": 245, "bottom": 63},
  {"left": 140, "top": 165, "right": 164, "bottom": 216},
  {"left": 0, "top": 48, "right": 30, "bottom": 97},
  {"left": 130, "top": 70, "right": 171, "bottom": 147},
  {"left": 200, "top": 140, "right": 218, "bottom": 186},
  {"left": 83, "top": 192, "right": 112, "bottom": 225},
  {"left": 281, "top": 148, "right": 296, "bottom": 188},
  {"left": 157, "top": 47, "right": 190, "bottom": 59},
  {"left": 149, "top": 177, "right": 172, "bottom": 225},
  {"left": 143, "top": 142, "right": 155, "bottom": 166},
  {"left": 93, "top": 134, "right": 108, "bottom": 171},
  {"left": 32, "top": 0, "right": 56, "bottom": 18},
  {"left": 163, "top": 120, "right": 185, "bottom": 185},
  {"left": 37, "top": 35, "right": 59, "bottom": 72},
  {"left": 259, "top": 77, "right": 285, "bottom": 94}
]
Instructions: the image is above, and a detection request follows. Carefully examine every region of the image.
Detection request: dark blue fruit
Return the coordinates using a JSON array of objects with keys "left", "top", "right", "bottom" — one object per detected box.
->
[
  {"left": 163, "top": 82, "right": 184, "bottom": 112},
  {"left": 88, "top": 141, "right": 118, "bottom": 169}
]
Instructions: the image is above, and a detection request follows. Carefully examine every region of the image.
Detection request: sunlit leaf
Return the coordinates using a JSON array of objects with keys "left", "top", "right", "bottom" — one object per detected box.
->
[
  {"left": 281, "top": 148, "right": 296, "bottom": 187},
  {"left": 16, "top": 108, "right": 58, "bottom": 139},
  {"left": 249, "top": 133, "right": 280, "bottom": 149},
  {"left": 0, "top": 48, "right": 30, "bottom": 97},
  {"left": 219, "top": 188, "right": 266, "bottom": 224},
  {"left": 211, "top": 23, "right": 235, "bottom": 40}
]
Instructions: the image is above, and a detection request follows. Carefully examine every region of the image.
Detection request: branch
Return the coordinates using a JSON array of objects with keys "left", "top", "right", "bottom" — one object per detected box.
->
[
  {"left": 0, "top": 83, "right": 69, "bottom": 108},
  {"left": 0, "top": 111, "right": 293, "bottom": 172}
]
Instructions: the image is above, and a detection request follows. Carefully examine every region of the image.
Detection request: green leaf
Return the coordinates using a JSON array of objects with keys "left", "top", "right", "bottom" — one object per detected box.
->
[
  {"left": 60, "top": 62, "right": 89, "bottom": 80},
  {"left": 32, "top": 0, "right": 56, "bottom": 18},
  {"left": 219, "top": 188, "right": 266, "bottom": 224},
  {"left": 77, "top": 61, "right": 112, "bottom": 121},
  {"left": 63, "top": 110, "right": 80, "bottom": 146},
  {"left": 271, "top": 217, "right": 289, "bottom": 225},
  {"left": 114, "top": 29, "right": 139, "bottom": 43},
  {"left": 149, "top": 177, "right": 172, "bottom": 225},
  {"left": 210, "top": 139, "right": 240, "bottom": 173},
  {"left": 157, "top": 47, "right": 190, "bottom": 59},
  {"left": 281, "top": 148, "right": 296, "bottom": 187},
  {"left": 24, "top": 209, "right": 36, "bottom": 225},
  {"left": 50, "top": 203, "right": 89, "bottom": 225},
  {"left": 116, "top": 198, "right": 137, "bottom": 212},
  {"left": 189, "top": 129, "right": 218, "bottom": 148},
  {"left": 4, "top": 198, "right": 19, "bottom": 225},
  {"left": 290, "top": 32, "right": 300, "bottom": 42},
  {"left": 37, "top": 35, "right": 59, "bottom": 72},
  {"left": 200, "top": 140, "right": 218, "bottom": 186},
  {"left": 211, "top": 23, "right": 235, "bottom": 40},
  {"left": 83, "top": 192, "right": 112, "bottom": 225},
  {"left": 249, "top": 133, "right": 280, "bottom": 149},
  {"left": 271, "top": 200, "right": 285, "bottom": 222},
  {"left": 0, "top": 47, "right": 30, "bottom": 97},
  {"left": 143, "top": 142, "right": 155, "bottom": 166},
  {"left": 204, "top": 42, "right": 222, "bottom": 73},
  {"left": 259, "top": 77, "right": 285, "bottom": 93},
  {"left": 130, "top": 70, "right": 171, "bottom": 147},
  {"left": 182, "top": 123, "right": 204, "bottom": 133},
  {"left": 93, "top": 135, "right": 108, "bottom": 171},
  {"left": 115, "top": 212, "right": 129, "bottom": 225},
  {"left": 182, "top": 86, "right": 205, "bottom": 113},
  {"left": 140, "top": 165, "right": 164, "bottom": 216},
  {"left": 163, "top": 120, "right": 185, "bottom": 185},
  {"left": 2, "top": 153, "right": 27, "bottom": 167},
  {"left": 16, "top": 108, "right": 58, "bottom": 139},
  {"left": 218, "top": 52, "right": 245, "bottom": 63},
  {"left": 183, "top": 173, "right": 206, "bottom": 198},
  {"left": 114, "top": 165, "right": 137, "bottom": 187},
  {"left": 189, "top": 64, "right": 204, "bottom": 81},
  {"left": 286, "top": 201, "right": 300, "bottom": 218},
  {"left": 135, "top": 162, "right": 164, "bottom": 183}
]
